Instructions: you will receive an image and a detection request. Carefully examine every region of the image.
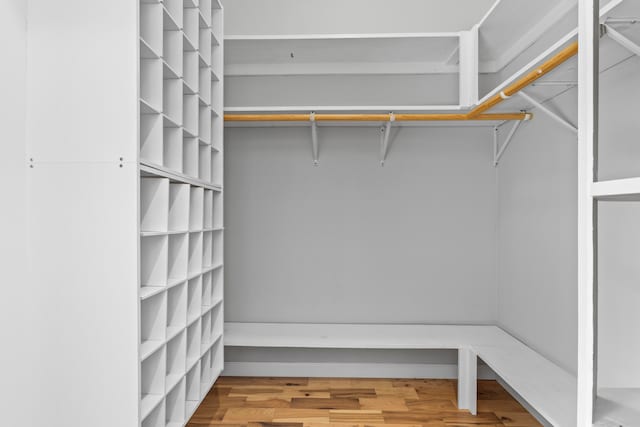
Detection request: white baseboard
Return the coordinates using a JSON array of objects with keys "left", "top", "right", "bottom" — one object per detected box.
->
[{"left": 223, "top": 361, "right": 496, "bottom": 379}]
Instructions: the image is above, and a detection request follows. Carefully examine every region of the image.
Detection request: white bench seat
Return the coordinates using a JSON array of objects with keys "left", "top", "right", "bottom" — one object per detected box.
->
[{"left": 224, "top": 322, "right": 576, "bottom": 427}]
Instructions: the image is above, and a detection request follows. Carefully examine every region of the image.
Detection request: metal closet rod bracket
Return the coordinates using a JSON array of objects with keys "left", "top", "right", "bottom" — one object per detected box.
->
[
  {"left": 493, "top": 112, "right": 531, "bottom": 167},
  {"left": 380, "top": 113, "right": 395, "bottom": 166},
  {"left": 310, "top": 112, "right": 319, "bottom": 166}
]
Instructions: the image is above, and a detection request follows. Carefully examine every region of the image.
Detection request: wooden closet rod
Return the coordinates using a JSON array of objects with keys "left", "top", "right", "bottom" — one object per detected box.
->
[
  {"left": 225, "top": 113, "right": 532, "bottom": 122},
  {"left": 224, "top": 41, "right": 579, "bottom": 123}
]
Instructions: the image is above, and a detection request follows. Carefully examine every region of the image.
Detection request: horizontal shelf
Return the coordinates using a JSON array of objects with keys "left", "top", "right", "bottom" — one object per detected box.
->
[
  {"left": 141, "top": 339, "right": 165, "bottom": 361},
  {"left": 141, "top": 230, "right": 189, "bottom": 237},
  {"left": 167, "top": 325, "right": 184, "bottom": 342},
  {"left": 140, "top": 99, "right": 162, "bottom": 115},
  {"left": 166, "top": 373, "right": 184, "bottom": 394},
  {"left": 163, "top": 6, "right": 181, "bottom": 31},
  {"left": 140, "top": 286, "right": 166, "bottom": 300},
  {"left": 162, "top": 114, "right": 182, "bottom": 128},
  {"left": 201, "top": 332, "right": 223, "bottom": 356},
  {"left": 140, "top": 38, "right": 161, "bottom": 59},
  {"left": 592, "top": 177, "right": 640, "bottom": 200},
  {"left": 141, "top": 393, "right": 164, "bottom": 421},
  {"left": 163, "top": 61, "right": 182, "bottom": 80},
  {"left": 186, "top": 400, "right": 200, "bottom": 422},
  {"left": 595, "top": 388, "right": 640, "bottom": 426},
  {"left": 140, "top": 161, "right": 221, "bottom": 192},
  {"left": 211, "top": 68, "right": 220, "bottom": 82},
  {"left": 183, "top": 33, "right": 198, "bottom": 52}
]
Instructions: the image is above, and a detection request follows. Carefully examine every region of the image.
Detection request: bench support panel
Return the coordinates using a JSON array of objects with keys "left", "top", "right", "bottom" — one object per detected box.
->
[{"left": 458, "top": 348, "right": 477, "bottom": 415}]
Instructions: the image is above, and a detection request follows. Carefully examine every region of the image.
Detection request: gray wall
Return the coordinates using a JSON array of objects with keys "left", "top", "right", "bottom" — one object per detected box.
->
[
  {"left": 0, "top": 0, "right": 34, "bottom": 424},
  {"left": 224, "top": 126, "right": 497, "bottom": 325},
  {"left": 495, "top": 88, "right": 578, "bottom": 375}
]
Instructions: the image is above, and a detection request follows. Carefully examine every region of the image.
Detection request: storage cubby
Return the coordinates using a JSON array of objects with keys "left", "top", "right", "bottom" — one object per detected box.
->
[
  {"left": 141, "top": 291, "right": 167, "bottom": 359},
  {"left": 199, "top": 67, "right": 212, "bottom": 106},
  {"left": 141, "top": 346, "right": 166, "bottom": 419},
  {"left": 211, "top": 335, "right": 223, "bottom": 376},
  {"left": 142, "top": 399, "right": 165, "bottom": 427},
  {"left": 198, "top": 28, "right": 212, "bottom": 67},
  {"left": 183, "top": 51, "right": 199, "bottom": 93},
  {"left": 166, "top": 331, "right": 186, "bottom": 392},
  {"left": 211, "top": 267, "right": 222, "bottom": 305},
  {"left": 198, "top": 104, "right": 211, "bottom": 144},
  {"left": 203, "top": 190, "right": 213, "bottom": 229},
  {"left": 201, "top": 271, "right": 212, "bottom": 307},
  {"left": 200, "top": 348, "right": 212, "bottom": 397},
  {"left": 211, "top": 115, "right": 223, "bottom": 152},
  {"left": 212, "top": 191, "right": 223, "bottom": 229},
  {"left": 183, "top": 8, "right": 199, "bottom": 52},
  {"left": 185, "top": 361, "right": 201, "bottom": 417},
  {"left": 200, "top": 309, "right": 212, "bottom": 353},
  {"left": 198, "top": 0, "right": 212, "bottom": 27},
  {"left": 163, "top": 30, "right": 183, "bottom": 78},
  {"left": 163, "top": 126, "right": 183, "bottom": 173},
  {"left": 183, "top": 94, "right": 199, "bottom": 137},
  {"left": 168, "top": 183, "right": 190, "bottom": 231},
  {"left": 186, "top": 319, "right": 202, "bottom": 366},
  {"left": 140, "top": 113, "right": 164, "bottom": 165},
  {"left": 183, "top": 136, "right": 199, "bottom": 178},
  {"left": 211, "top": 149, "right": 222, "bottom": 187},
  {"left": 163, "top": 0, "right": 183, "bottom": 29},
  {"left": 198, "top": 145, "right": 211, "bottom": 182},
  {"left": 141, "top": 235, "right": 168, "bottom": 288},
  {"left": 187, "top": 276, "right": 202, "bottom": 323},
  {"left": 167, "top": 282, "right": 187, "bottom": 336},
  {"left": 189, "top": 187, "right": 204, "bottom": 230},
  {"left": 203, "top": 230, "right": 213, "bottom": 268},
  {"left": 212, "top": 229, "right": 222, "bottom": 266},
  {"left": 163, "top": 78, "right": 183, "bottom": 128},
  {"left": 167, "top": 233, "right": 188, "bottom": 282},
  {"left": 141, "top": 58, "right": 163, "bottom": 113},
  {"left": 140, "top": 1, "right": 163, "bottom": 56},
  {"left": 162, "top": 2, "right": 181, "bottom": 31},
  {"left": 165, "top": 378, "right": 186, "bottom": 427},
  {"left": 188, "top": 232, "right": 203, "bottom": 276},
  {"left": 141, "top": 178, "right": 169, "bottom": 232},
  {"left": 211, "top": 300, "right": 222, "bottom": 340}
]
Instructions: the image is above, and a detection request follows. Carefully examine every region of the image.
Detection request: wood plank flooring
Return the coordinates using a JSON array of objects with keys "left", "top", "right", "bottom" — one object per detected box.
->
[{"left": 187, "top": 377, "right": 543, "bottom": 427}]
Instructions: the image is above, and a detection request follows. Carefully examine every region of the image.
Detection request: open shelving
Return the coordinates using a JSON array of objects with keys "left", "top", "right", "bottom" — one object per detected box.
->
[{"left": 138, "top": 0, "right": 223, "bottom": 425}]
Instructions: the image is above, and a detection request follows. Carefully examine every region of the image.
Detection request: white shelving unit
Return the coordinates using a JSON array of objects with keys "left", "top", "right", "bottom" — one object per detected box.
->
[{"left": 138, "top": 1, "right": 224, "bottom": 426}]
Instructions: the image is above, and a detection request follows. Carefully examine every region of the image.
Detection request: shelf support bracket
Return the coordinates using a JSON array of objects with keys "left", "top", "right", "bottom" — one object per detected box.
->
[
  {"left": 380, "top": 114, "right": 395, "bottom": 166},
  {"left": 310, "top": 112, "right": 319, "bottom": 166},
  {"left": 494, "top": 119, "right": 524, "bottom": 166},
  {"left": 603, "top": 24, "right": 640, "bottom": 57},
  {"left": 518, "top": 91, "right": 577, "bottom": 134}
]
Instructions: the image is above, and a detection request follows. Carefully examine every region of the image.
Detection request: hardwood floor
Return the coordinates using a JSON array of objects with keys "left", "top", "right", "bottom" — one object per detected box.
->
[{"left": 187, "top": 377, "right": 543, "bottom": 427}]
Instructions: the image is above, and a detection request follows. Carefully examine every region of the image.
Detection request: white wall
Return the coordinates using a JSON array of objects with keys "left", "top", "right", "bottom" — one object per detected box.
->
[
  {"left": 224, "top": 126, "right": 497, "bottom": 324},
  {"left": 495, "top": 88, "right": 578, "bottom": 375},
  {"left": 221, "top": 0, "right": 495, "bottom": 35},
  {"left": 0, "top": 1, "right": 34, "bottom": 424}
]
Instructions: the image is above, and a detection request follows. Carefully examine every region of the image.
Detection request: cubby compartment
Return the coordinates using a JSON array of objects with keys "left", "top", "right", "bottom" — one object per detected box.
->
[
  {"left": 183, "top": 94, "right": 199, "bottom": 137},
  {"left": 210, "top": 75, "right": 221, "bottom": 114},
  {"left": 141, "top": 346, "right": 166, "bottom": 419},
  {"left": 198, "top": 104, "right": 211, "bottom": 145},
  {"left": 201, "top": 271, "right": 212, "bottom": 307},
  {"left": 169, "top": 183, "right": 190, "bottom": 231},
  {"left": 198, "top": 145, "right": 212, "bottom": 183},
  {"left": 211, "top": 335, "right": 223, "bottom": 377},
  {"left": 189, "top": 187, "right": 204, "bottom": 230},
  {"left": 140, "top": 113, "right": 164, "bottom": 165},
  {"left": 163, "top": 78, "right": 183, "bottom": 127},
  {"left": 199, "top": 67, "right": 212, "bottom": 106},
  {"left": 212, "top": 228, "right": 223, "bottom": 266},
  {"left": 211, "top": 300, "right": 223, "bottom": 340},
  {"left": 201, "top": 309, "right": 212, "bottom": 354},
  {"left": 187, "top": 275, "right": 202, "bottom": 323},
  {"left": 142, "top": 399, "right": 165, "bottom": 427},
  {"left": 167, "top": 233, "right": 188, "bottom": 282},
  {"left": 141, "top": 178, "right": 169, "bottom": 232},
  {"left": 185, "top": 361, "right": 201, "bottom": 417},
  {"left": 198, "top": 28, "right": 212, "bottom": 67},
  {"left": 141, "top": 235, "right": 168, "bottom": 288},
  {"left": 211, "top": 149, "right": 223, "bottom": 187},
  {"left": 200, "top": 348, "right": 212, "bottom": 397},
  {"left": 163, "top": 126, "right": 183, "bottom": 173},
  {"left": 141, "top": 58, "right": 163, "bottom": 113},
  {"left": 198, "top": 0, "right": 212, "bottom": 27},
  {"left": 163, "top": 0, "right": 183, "bottom": 28},
  {"left": 166, "top": 330, "right": 186, "bottom": 392},
  {"left": 212, "top": 191, "right": 223, "bottom": 229},
  {"left": 165, "top": 377, "right": 186, "bottom": 427},
  {"left": 183, "top": 51, "right": 199, "bottom": 93},
  {"left": 163, "top": 30, "right": 183, "bottom": 78},
  {"left": 188, "top": 233, "right": 203, "bottom": 276},
  {"left": 203, "top": 230, "right": 213, "bottom": 268},
  {"left": 211, "top": 267, "right": 223, "bottom": 306},
  {"left": 211, "top": 4, "right": 222, "bottom": 47},
  {"left": 183, "top": 7, "right": 199, "bottom": 52},
  {"left": 186, "top": 319, "right": 202, "bottom": 367},
  {"left": 167, "top": 282, "right": 187, "bottom": 336},
  {"left": 140, "top": 1, "right": 163, "bottom": 56},
  {"left": 203, "top": 190, "right": 213, "bottom": 229},
  {"left": 163, "top": 1, "right": 181, "bottom": 31},
  {"left": 211, "top": 115, "right": 223, "bottom": 152},
  {"left": 141, "top": 291, "right": 167, "bottom": 360},
  {"left": 183, "top": 136, "right": 199, "bottom": 178}
]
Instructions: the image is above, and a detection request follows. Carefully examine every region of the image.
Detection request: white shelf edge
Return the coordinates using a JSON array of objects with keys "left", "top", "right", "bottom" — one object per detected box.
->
[
  {"left": 224, "top": 105, "right": 463, "bottom": 113},
  {"left": 140, "top": 161, "right": 222, "bottom": 192},
  {"left": 163, "top": 6, "right": 182, "bottom": 31},
  {"left": 140, "top": 393, "right": 164, "bottom": 421},
  {"left": 591, "top": 177, "right": 640, "bottom": 199},
  {"left": 141, "top": 230, "right": 189, "bottom": 237},
  {"left": 167, "top": 325, "right": 185, "bottom": 342},
  {"left": 225, "top": 32, "right": 461, "bottom": 41},
  {"left": 140, "top": 98, "right": 162, "bottom": 115},
  {"left": 140, "top": 339, "right": 165, "bottom": 361},
  {"left": 166, "top": 373, "right": 185, "bottom": 394},
  {"left": 140, "top": 286, "right": 166, "bottom": 300}
]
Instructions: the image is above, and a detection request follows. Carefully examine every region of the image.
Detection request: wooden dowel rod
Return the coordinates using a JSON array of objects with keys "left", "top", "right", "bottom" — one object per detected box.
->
[
  {"left": 224, "top": 112, "right": 532, "bottom": 122},
  {"left": 467, "top": 41, "right": 578, "bottom": 118}
]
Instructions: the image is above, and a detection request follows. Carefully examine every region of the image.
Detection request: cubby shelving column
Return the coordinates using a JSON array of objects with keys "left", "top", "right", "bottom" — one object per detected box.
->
[{"left": 138, "top": 1, "right": 224, "bottom": 426}]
